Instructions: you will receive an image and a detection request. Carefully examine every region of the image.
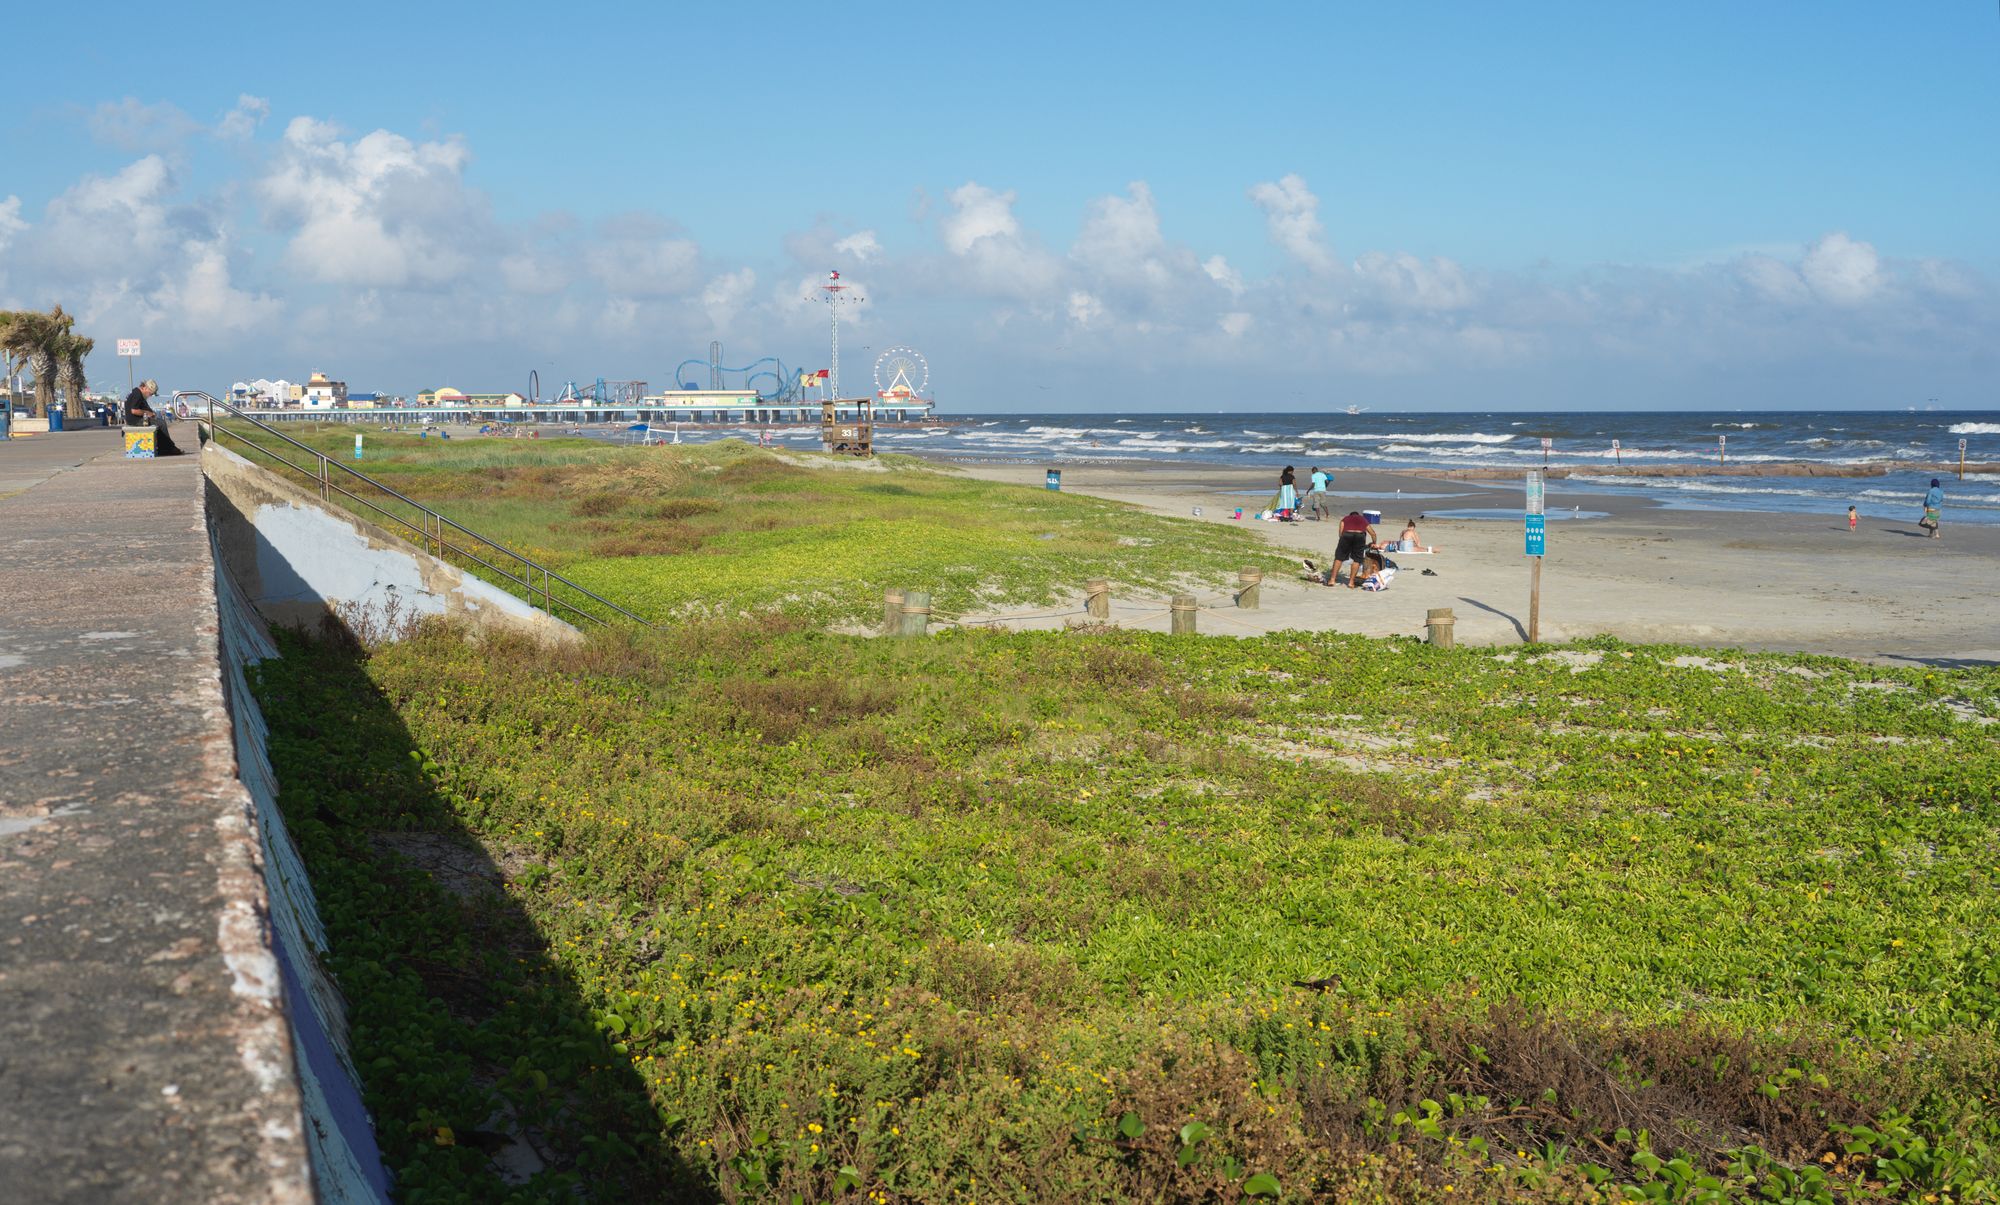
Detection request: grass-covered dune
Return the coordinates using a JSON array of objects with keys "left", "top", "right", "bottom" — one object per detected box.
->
[
  {"left": 259, "top": 617, "right": 2000, "bottom": 1203},
  {"left": 216, "top": 426, "right": 1285, "bottom": 625}
]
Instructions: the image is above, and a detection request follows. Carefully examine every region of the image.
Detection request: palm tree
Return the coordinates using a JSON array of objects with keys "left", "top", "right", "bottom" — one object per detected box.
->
[
  {"left": 0, "top": 312, "right": 18, "bottom": 412},
  {"left": 0, "top": 306, "right": 83, "bottom": 418},
  {"left": 56, "top": 332, "right": 94, "bottom": 419},
  {"left": 0, "top": 310, "right": 54, "bottom": 416}
]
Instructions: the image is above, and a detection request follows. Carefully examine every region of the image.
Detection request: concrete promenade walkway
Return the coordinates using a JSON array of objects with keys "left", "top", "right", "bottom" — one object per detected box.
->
[
  {"left": 0, "top": 426, "right": 124, "bottom": 498},
  {"left": 0, "top": 443, "right": 311, "bottom": 1201}
]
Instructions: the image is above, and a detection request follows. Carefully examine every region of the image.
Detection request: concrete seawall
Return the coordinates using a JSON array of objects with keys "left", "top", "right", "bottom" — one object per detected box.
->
[
  {"left": 203, "top": 443, "right": 579, "bottom": 643},
  {"left": 0, "top": 438, "right": 391, "bottom": 1202}
]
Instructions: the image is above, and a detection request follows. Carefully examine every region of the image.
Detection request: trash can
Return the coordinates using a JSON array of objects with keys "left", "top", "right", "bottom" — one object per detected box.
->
[
  {"left": 1046, "top": 469, "right": 1061, "bottom": 491},
  {"left": 97, "top": 407, "right": 110, "bottom": 427},
  {"left": 48, "top": 408, "right": 64, "bottom": 432}
]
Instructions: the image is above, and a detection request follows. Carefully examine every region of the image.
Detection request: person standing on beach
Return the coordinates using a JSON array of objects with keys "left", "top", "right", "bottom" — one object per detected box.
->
[
  {"left": 1306, "top": 466, "right": 1330, "bottom": 519},
  {"left": 1333, "top": 509, "right": 1376, "bottom": 588},
  {"left": 1848, "top": 505, "right": 1858, "bottom": 532},
  {"left": 1277, "top": 465, "right": 1298, "bottom": 516},
  {"left": 1922, "top": 480, "right": 1945, "bottom": 539}
]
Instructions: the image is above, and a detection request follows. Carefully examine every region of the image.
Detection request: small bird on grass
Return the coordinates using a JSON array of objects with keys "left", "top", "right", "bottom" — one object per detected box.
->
[{"left": 1290, "top": 975, "right": 1344, "bottom": 993}]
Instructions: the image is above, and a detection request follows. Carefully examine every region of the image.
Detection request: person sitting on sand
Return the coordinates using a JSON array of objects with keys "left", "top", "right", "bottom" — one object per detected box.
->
[
  {"left": 1359, "top": 548, "right": 1397, "bottom": 591},
  {"left": 1396, "top": 518, "right": 1432, "bottom": 553},
  {"left": 1333, "top": 509, "right": 1376, "bottom": 588}
]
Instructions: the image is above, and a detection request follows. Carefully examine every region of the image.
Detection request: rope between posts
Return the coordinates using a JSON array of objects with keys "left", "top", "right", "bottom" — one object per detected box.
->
[{"left": 906, "top": 582, "right": 1288, "bottom": 632}]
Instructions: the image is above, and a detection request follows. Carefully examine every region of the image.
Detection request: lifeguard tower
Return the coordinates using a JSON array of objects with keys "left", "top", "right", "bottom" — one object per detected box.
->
[{"left": 820, "top": 397, "right": 873, "bottom": 455}]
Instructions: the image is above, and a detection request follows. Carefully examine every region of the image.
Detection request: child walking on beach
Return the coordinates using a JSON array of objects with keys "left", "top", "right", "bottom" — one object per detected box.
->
[{"left": 1848, "top": 505, "right": 1858, "bottom": 532}]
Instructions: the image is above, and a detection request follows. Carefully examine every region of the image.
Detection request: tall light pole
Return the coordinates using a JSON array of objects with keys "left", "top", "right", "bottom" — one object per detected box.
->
[{"left": 817, "top": 271, "right": 862, "bottom": 400}]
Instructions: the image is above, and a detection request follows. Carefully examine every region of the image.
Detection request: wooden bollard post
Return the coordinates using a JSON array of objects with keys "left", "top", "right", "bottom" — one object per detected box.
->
[
  {"left": 1236, "top": 567, "right": 1263, "bottom": 610},
  {"left": 1425, "top": 607, "right": 1456, "bottom": 649},
  {"left": 897, "top": 590, "right": 931, "bottom": 637},
  {"left": 1085, "top": 578, "right": 1111, "bottom": 619},
  {"left": 883, "top": 587, "right": 905, "bottom": 634},
  {"left": 1170, "top": 594, "right": 1198, "bottom": 635}
]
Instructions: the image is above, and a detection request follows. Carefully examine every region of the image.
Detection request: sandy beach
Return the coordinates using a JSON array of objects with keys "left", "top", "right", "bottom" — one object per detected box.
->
[{"left": 950, "top": 463, "right": 2000, "bottom": 666}]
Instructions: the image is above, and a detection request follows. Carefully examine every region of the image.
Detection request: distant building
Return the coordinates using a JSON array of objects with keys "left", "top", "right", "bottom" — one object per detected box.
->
[
  {"left": 416, "top": 387, "right": 524, "bottom": 407},
  {"left": 302, "top": 371, "right": 348, "bottom": 408},
  {"left": 231, "top": 378, "right": 300, "bottom": 407}
]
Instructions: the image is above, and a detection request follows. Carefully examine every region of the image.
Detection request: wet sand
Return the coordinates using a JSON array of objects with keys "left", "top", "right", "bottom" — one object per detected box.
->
[{"left": 949, "top": 463, "right": 2000, "bottom": 667}]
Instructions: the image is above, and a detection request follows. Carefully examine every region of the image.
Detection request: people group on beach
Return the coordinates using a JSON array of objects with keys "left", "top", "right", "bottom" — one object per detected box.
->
[
  {"left": 1299, "top": 509, "right": 1439, "bottom": 592},
  {"left": 1845, "top": 483, "right": 1947, "bottom": 539}
]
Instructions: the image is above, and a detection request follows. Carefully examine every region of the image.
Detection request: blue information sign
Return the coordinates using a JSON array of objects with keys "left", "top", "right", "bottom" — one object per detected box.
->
[{"left": 1524, "top": 512, "right": 1546, "bottom": 556}]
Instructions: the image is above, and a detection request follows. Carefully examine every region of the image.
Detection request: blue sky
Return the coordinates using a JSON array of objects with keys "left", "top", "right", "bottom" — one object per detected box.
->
[{"left": 2, "top": 1, "right": 1996, "bottom": 410}]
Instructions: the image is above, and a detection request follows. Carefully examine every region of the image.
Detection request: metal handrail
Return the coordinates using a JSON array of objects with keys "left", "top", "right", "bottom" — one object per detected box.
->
[{"left": 179, "top": 391, "right": 650, "bottom": 629}]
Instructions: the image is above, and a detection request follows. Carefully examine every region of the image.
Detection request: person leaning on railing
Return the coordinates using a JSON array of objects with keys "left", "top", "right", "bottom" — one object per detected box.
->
[{"left": 125, "top": 379, "right": 186, "bottom": 456}]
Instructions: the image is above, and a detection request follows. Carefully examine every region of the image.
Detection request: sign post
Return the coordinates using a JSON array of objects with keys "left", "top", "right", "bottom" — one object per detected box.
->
[
  {"left": 1612, "top": 438, "right": 1621, "bottom": 465},
  {"left": 1960, "top": 438, "right": 1968, "bottom": 481},
  {"left": 1541, "top": 435, "right": 1552, "bottom": 468},
  {"left": 354, "top": 433, "right": 364, "bottom": 461},
  {"left": 1525, "top": 471, "right": 1545, "bottom": 643},
  {"left": 117, "top": 338, "right": 142, "bottom": 393},
  {"left": 1719, "top": 434, "right": 1727, "bottom": 466}
]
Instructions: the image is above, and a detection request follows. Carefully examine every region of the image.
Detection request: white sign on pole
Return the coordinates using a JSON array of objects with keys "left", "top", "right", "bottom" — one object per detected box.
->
[
  {"left": 117, "top": 339, "right": 142, "bottom": 357},
  {"left": 1611, "top": 438, "right": 1620, "bottom": 450},
  {"left": 1525, "top": 469, "right": 1545, "bottom": 515},
  {"left": 1540, "top": 437, "right": 1552, "bottom": 451}
]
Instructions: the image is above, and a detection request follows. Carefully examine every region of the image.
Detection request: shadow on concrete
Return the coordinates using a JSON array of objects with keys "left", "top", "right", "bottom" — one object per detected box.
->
[
  {"left": 207, "top": 480, "right": 321, "bottom": 609},
  {"left": 254, "top": 626, "right": 717, "bottom": 1201},
  {"left": 1456, "top": 595, "right": 1529, "bottom": 642}
]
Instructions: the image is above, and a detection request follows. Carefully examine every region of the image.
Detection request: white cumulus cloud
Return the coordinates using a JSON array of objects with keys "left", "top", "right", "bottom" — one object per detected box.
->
[
  {"left": 1799, "top": 231, "right": 1881, "bottom": 304},
  {"left": 701, "top": 267, "right": 758, "bottom": 330},
  {"left": 216, "top": 94, "right": 271, "bottom": 142},
  {"left": 1067, "top": 290, "right": 1104, "bottom": 327},
  {"left": 0, "top": 196, "right": 24, "bottom": 253},
  {"left": 1353, "top": 251, "right": 1475, "bottom": 311},
  {"left": 1248, "top": 173, "right": 1335, "bottom": 273},
  {"left": 832, "top": 230, "right": 882, "bottom": 260},
  {"left": 258, "top": 117, "right": 482, "bottom": 288},
  {"left": 936, "top": 182, "right": 1062, "bottom": 301}
]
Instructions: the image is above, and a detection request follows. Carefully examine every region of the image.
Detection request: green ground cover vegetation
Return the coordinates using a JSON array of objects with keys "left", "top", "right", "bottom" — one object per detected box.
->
[
  {"left": 213, "top": 425, "right": 1283, "bottom": 624},
  {"left": 258, "top": 616, "right": 2000, "bottom": 1203}
]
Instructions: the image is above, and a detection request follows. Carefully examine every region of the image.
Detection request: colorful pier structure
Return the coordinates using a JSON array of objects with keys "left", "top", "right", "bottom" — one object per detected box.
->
[{"left": 222, "top": 345, "right": 936, "bottom": 428}]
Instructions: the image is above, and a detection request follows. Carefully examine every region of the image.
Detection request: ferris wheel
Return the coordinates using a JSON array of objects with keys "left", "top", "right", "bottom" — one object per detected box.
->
[{"left": 872, "top": 347, "right": 929, "bottom": 400}]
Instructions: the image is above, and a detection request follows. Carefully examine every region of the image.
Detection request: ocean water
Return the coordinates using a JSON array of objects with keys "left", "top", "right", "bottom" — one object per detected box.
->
[{"left": 626, "top": 410, "right": 2000, "bottom": 527}]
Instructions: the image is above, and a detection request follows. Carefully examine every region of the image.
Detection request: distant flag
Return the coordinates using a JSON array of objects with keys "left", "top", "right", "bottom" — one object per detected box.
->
[
  {"left": 816, "top": 369, "right": 830, "bottom": 379},
  {"left": 828, "top": 270, "right": 840, "bottom": 281}
]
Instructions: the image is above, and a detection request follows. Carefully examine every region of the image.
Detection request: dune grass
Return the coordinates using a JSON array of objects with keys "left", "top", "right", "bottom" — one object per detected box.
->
[
  {"left": 256, "top": 617, "right": 2000, "bottom": 1203},
  {"left": 213, "top": 425, "right": 1286, "bottom": 625}
]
